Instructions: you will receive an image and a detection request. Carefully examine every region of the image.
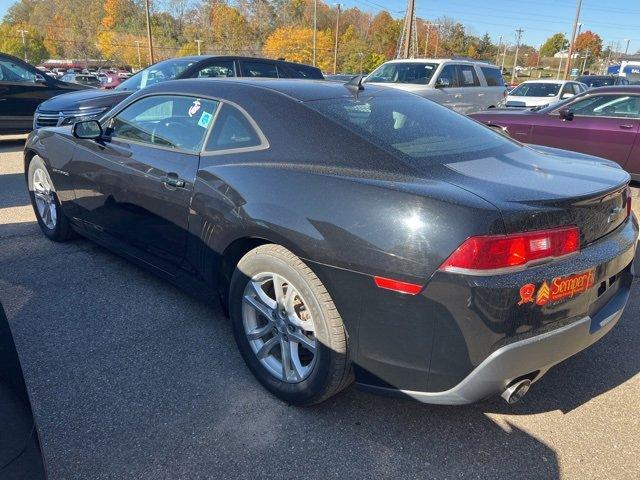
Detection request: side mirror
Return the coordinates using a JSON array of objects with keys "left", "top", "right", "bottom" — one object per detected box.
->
[
  {"left": 435, "top": 78, "right": 450, "bottom": 88},
  {"left": 558, "top": 108, "right": 574, "bottom": 121},
  {"left": 73, "top": 120, "right": 103, "bottom": 140},
  {"left": 35, "top": 73, "right": 47, "bottom": 83}
]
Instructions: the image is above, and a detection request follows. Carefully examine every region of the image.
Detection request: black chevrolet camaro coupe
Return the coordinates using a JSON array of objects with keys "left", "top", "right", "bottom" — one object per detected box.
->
[{"left": 25, "top": 78, "right": 637, "bottom": 405}]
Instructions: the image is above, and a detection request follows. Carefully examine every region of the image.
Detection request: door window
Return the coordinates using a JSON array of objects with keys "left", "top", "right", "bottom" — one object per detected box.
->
[
  {"left": 0, "top": 59, "right": 37, "bottom": 83},
  {"left": 196, "top": 61, "right": 235, "bottom": 78},
  {"left": 437, "top": 65, "right": 459, "bottom": 87},
  {"left": 110, "top": 95, "right": 219, "bottom": 152},
  {"left": 457, "top": 65, "right": 480, "bottom": 87},
  {"left": 205, "top": 104, "right": 264, "bottom": 151},
  {"left": 242, "top": 61, "right": 279, "bottom": 78},
  {"left": 480, "top": 67, "right": 505, "bottom": 86},
  {"left": 567, "top": 94, "right": 640, "bottom": 118}
]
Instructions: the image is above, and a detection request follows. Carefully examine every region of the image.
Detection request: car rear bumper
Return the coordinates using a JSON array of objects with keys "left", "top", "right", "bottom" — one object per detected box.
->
[{"left": 358, "top": 281, "right": 630, "bottom": 404}]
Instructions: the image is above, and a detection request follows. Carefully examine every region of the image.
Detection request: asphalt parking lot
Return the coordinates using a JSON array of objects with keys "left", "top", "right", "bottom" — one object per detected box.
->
[{"left": 1, "top": 137, "right": 639, "bottom": 480}]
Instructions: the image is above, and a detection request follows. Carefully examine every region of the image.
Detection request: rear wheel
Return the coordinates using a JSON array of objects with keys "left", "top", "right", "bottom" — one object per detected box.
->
[
  {"left": 27, "top": 156, "right": 74, "bottom": 241},
  {"left": 229, "top": 244, "right": 352, "bottom": 405}
]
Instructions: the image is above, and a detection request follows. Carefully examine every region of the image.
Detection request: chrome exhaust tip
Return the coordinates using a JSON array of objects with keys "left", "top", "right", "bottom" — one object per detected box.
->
[{"left": 501, "top": 379, "right": 532, "bottom": 404}]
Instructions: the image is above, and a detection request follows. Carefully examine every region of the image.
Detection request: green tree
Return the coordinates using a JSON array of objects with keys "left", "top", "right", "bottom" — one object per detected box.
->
[
  {"left": 0, "top": 22, "right": 49, "bottom": 64},
  {"left": 540, "top": 33, "right": 568, "bottom": 57}
]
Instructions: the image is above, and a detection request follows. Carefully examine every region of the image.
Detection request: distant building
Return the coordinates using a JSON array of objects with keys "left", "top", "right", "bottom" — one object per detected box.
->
[{"left": 553, "top": 50, "right": 580, "bottom": 59}]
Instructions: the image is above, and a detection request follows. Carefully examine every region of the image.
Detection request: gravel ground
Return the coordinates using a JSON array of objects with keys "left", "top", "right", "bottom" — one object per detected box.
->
[{"left": 1, "top": 137, "right": 639, "bottom": 480}]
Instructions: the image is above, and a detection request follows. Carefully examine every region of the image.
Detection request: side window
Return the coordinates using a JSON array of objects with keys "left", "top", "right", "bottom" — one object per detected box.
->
[
  {"left": 0, "top": 59, "right": 37, "bottom": 83},
  {"left": 205, "top": 104, "right": 263, "bottom": 151},
  {"left": 437, "top": 64, "right": 459, "bottom": 87},
  {"left": 572, "top": 83, "right": 583, "bottom": 95},
  {"left": 561, "top": 83, "right": 575, "bottom": 97},
  {"left": 110, "top": 95, "right": 219, "bottom": 152},
  {"left": 196, "top": 61, "right": 235, "bottom": 78},
  {"left": 568, "top": 95, "right": 640, "bottom": 118},
  {"left": 457, "top": 65, "right": 480, "bottom": 87},
  {"left": 242, "top": 61, "right": 279, "bottom": 78},
  {"left": 480, "top": 67, "right": 505, "bottom": 87}
]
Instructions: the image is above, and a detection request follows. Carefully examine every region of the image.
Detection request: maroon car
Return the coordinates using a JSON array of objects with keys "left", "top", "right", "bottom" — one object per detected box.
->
[{"left": 470, "top": 86, "right": 640, "bottom": 180}]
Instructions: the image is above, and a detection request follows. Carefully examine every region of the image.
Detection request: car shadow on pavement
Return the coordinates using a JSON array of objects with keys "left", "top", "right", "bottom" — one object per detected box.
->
[{"left": 0, "top": 138, "right": 26, "bottom": 155}]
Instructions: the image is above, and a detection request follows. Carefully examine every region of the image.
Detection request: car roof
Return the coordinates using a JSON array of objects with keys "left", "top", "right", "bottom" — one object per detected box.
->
[
  {"left": 586, "top": 85, "right": 640, "bottom": 94},
  {"left": 517, "top": 79, "right": 570, "bottom": 84},
  {"left": 142, "top": 77, "right": 396, "bottom": 102},
  {"left": 381, "top": 58, "right": 497, "bottom": 65}
]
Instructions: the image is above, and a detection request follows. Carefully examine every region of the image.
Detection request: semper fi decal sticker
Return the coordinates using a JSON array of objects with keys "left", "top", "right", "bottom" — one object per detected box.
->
[{"left": 518, "top": 268, "right": 595, "bottom": 307}]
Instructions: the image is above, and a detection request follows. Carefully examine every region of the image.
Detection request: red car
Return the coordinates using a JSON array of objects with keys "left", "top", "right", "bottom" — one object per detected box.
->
[{"left": 470, "top": 86, "right": 640, "bottom": 180}]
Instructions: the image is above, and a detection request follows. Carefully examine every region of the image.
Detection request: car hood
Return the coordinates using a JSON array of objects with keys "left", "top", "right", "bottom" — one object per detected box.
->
[{"left": 38, "top": 88, "right": 132, "bottom": 112}]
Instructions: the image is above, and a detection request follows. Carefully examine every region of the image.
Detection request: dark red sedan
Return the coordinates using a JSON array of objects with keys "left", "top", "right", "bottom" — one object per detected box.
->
[{"left": 470, "top": 86, "right": 640, "bottom": 180}]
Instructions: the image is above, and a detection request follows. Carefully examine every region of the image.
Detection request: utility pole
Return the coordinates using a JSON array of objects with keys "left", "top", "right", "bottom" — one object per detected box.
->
[
  {"left": 144, "top": 0, "right": 154, "bottom": 65},
  {"left": 434, "top": 25, "right": 440, "bottom": 57},
  {"left": 581, "top": 48, "right": 590, "bottom": 74},
  {"left": 511, "top": 28, "right": 524, "bottom": 84},
  {"left": 312, "top": 0, "right": 317, "bottom": 66},
  {"left": 624, "top": 39, "right": 631, "bottom": 57},
  {"left": 135, "top": 41, "right": 142, "bottom": 69},
  {"left": 563, "top": 0, "right": 582, "bottom": 79},
  {"left": 398, "top": 0, "right": 416, "bottom": 58},
  {"left": 495, "top": 35, "right": 503, "bottom": 64},
  {"left": 333, "top": 3, "right": 342, "bottom": 74},
  {"left": 17, "top": 29, "right": 28, "bottom": 62},
  {"left": 501, "top": 43, "right": 508, "bottom": 72},
  {"left": 195, "top": 39, "right": 202, "bottom": 56},
  {"left": 357, "top": 52, "right": 364, "bottom": 74}
]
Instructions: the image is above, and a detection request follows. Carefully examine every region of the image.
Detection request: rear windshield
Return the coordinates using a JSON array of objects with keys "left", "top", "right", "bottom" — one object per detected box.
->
[
  {"left": 366, "top": 63, "right": 438, "bottom": 85},
  {"left": 510, "top": 83, "right": 561, "bottom": 97},
  {"left": 305, "top": 95, "right": 516, "bottom": 162}
]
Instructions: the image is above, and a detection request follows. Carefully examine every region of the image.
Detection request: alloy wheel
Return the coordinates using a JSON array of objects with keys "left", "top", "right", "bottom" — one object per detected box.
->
[
  {"left": 242, "top": 272, "right": 317, "bottom": 383},
  {"left": 32, "top": 168, "right": 57, "bottom": 230}
]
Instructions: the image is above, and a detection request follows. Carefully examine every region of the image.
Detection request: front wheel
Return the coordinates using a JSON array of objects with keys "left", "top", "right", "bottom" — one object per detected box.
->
[
  {"left": 27, "top": 156, "right": 74, "bottom": 242},
  {"left": 229, "top": 245, "right": 352, "bottom": 405}
]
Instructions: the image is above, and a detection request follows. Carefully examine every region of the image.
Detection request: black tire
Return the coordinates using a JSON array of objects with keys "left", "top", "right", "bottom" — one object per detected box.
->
[
  {"left": 27, "top": 155, "right": 75, "bottom": 242},
  {"left": 229, "top": 244, "right": 353, "bottom": 405}
]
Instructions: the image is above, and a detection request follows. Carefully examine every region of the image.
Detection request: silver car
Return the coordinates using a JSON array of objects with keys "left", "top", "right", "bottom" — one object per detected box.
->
[{"left": 364, "top": 58, "right": 507, "bottom": 114}]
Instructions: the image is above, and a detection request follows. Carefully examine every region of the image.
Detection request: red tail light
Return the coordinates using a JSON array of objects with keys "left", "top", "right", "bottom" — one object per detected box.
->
[
  {"left": 374, "top": 276, "right": 423, "bottom": 295},
  {"left": 439, "top": 226, "right": 580, "bottom": 275}
]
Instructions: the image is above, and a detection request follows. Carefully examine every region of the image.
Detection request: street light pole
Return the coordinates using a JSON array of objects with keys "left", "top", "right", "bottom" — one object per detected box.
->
[
  {"left": 511, "top": 28, "right": 524, "bottom": 84},
  {"left": 333, "top": 3, "right": 342, "bottom": 74},
  {"left": 17, "top": 29, "right": 28, "bottom": 62},
  {"left": 144, "top": 0, "right": 155, "bottom": 65},
  {"left": 434, "top": 25, "right": 440, "bottom": 57},
  {"left": 581, "top": 48, "right": 589, "bottom": 74},
  {"left": 501, "top": 43, "right": 508, "bottom": 72},
  {"left": 195, "top": 39, "right": 202, "bottom": 55},
  {"left": 313, "top": 0, "right": 317, "bottom": 66},
  {"left": 624, "top": 39, "right": 631, "bottom": 57},
  {"left": 495, "top": 35, "right": 503, "bottom": 64},
  {"left": 563, "top": 0, "right": 582, "bottom": 79}
]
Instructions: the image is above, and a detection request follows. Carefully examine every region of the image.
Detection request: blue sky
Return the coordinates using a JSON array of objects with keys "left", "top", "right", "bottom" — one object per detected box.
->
[{"left": 0, "top": 0, "right": 637, "bottom": 53}]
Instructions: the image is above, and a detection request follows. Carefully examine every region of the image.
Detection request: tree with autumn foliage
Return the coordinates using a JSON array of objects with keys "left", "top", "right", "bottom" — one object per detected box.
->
[
  {"left": 574, "top": 30, "right": 602, "bottom": 58},
  {"left": 263, "top": 26, "right": 333, "bottom": 71}
]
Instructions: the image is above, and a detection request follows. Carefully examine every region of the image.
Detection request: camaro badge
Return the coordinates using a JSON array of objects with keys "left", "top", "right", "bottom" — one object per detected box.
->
[{"left": 519, "top": 268, "right": 595, "bottom": 307}]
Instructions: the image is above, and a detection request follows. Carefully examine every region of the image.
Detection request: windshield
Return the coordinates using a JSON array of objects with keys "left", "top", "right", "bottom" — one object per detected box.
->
[
  {"left": 306, "top": 95, "right": 517, "bottom": 163},
  {"left": 116, "top": 58, "right": 195, "bottom": 91},
  {"left": 366, "top": 63, "right": 439, "bottom": 85},
  {"left": 510, "top": 83, "right": 561, "bottom": 97}
]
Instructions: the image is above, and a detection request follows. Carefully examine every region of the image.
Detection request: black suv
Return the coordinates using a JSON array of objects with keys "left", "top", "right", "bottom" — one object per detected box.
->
[
  {"left": 34, "top": 55, "right": 324, "bottom": 129},
  {"left": 575, "top": 75, "right": 630, "bottom": 88},
  {"left": 0, "top": 53, "right": 88, "bottom": 134}
]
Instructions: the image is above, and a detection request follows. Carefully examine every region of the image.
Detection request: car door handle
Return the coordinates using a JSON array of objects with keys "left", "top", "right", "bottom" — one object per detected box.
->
[
  {"left": 478, "top": 93, "right": 485, "bottom": 96},
  {"left": 454, "top": 94, "right": 463, "bottom": 99},
  {"left": 161, "top": 173, "right": 186, "bottom": 188},
  {"left": 619, "top": 124, "right": 635, "bottom": 130}
]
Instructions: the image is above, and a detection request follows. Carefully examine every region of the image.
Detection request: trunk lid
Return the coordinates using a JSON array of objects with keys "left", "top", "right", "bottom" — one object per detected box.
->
[{"left": 435, "top": 145, "right": 631, "bottom": 245}]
